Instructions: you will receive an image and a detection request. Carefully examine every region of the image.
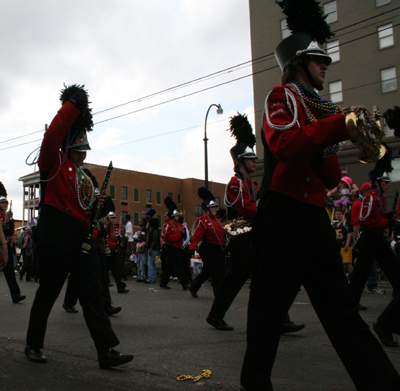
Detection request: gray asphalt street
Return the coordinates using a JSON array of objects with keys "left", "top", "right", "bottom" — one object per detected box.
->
[{"left": 0, "top": 275, "right": 399, "bottom": 391}]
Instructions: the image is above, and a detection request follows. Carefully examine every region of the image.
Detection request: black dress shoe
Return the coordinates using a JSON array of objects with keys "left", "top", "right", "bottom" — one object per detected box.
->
[
  {"left": 373, "top": 321, "right": 399, "bottom": 347},
  {"left": 206, "top": 314, "right": 234, "bottom": 331},
  {"left": 159, "top": 284, "right": 171, "bottom": 289},
  {"left": 358, "top": 303, "right": 368, "bottom": 311},
  {"left": 24, "top": 346, "right": 47, "bottom": 363},
  {"left": 98, "top": 349, "right": 134, "bottom": 369},
  {"left": 13, "top": 295, "right": 26, "bottom": 303},
  {"left": 281, "top": 322, "right": 305, "bottom": 334},
  {"left": 189, "top": 287, "right": 198, "bottom": 298},
  {"left": 182, "top": 283, "right": 191, "bottom": 291},
  {"left": 63, "top": 304, "right": 78, "bottom": 313},
  {"left": 105, "top": 306, "right": 122, "bottom": 316},
  {"left": 118, "top": 288, "right": 129, "bottom": 293}
]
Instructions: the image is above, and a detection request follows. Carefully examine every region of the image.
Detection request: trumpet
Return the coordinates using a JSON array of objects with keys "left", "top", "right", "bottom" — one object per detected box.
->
[{"left": 345, "top": 106, "right": 386, "bottom": 163}]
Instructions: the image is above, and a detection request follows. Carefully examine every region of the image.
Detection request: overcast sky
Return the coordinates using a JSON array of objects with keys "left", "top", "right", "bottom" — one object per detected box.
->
[{"left": 0, "top": 1, "right": 256, "bottom": 220}]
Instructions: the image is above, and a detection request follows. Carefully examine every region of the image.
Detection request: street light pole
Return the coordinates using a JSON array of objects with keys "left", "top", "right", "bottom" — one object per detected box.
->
[{"left": 204, "top": 103, "right": 223, "bottom": 189}]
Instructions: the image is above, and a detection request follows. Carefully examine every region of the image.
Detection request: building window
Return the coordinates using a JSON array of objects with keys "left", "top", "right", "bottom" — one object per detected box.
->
[
  {"left": 168, "top": 192, "right": 173, "bottom": 200},
  {"left": 381, "top": 67, "right": 397, "bottom": 93},
  {"left": 146, "top": 190, "right": 152, "bottom": 203},
  {"left": 377, "top": 0, "right": 391, "bottom": 6},
  {"left": 215, "top": 197, "right": 220, "bottom": 206},
  {"left": 327, "top": 40, "right": 340, "bottom": 63},
  {"left": 195, "top": 205, "right": 203, "bottom": 218},
  {"left": 378, "top": 24, "right": 394, "bottom": 49},
  {"left": 280, "top": 19, "right": 290, "bottom": 39},
  {"left": 134, "top": 212, "right": 139, "bottom": 226},
  {"left": 156, "top": 191, "right": 162, "bottom": 205},
  {"left": 121, "top": 186, "right": 128, "bottom": 201},
  {"left": 121, "top": 211, "right": 127, "bottom": 225},
  {"left": 156, "top": 214, "right": 162, "bottom": 226},
  {"left": 109, "top": 185, "right": 116, "bottom": 200},
  {"left": 324, "top": 1, "right": 337, "bottom": 24},
  {"left": 329, "top": 80, "right": 343, "bottom": 103},
  {"left": 177, "top": 194, "right": 181, "bottom": 204},
  {"left": 133, "top": 188, "right": 139, "bottom": 202}
]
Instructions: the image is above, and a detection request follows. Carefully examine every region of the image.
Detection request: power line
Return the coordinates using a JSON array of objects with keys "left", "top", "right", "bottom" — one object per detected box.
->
[{"left": 0, "top": 10, "right": 398, "bottom": 152}]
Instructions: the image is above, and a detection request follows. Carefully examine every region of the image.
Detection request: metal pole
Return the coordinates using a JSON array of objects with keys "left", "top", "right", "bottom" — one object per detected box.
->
[{"left": 204, "top": 104, "right": 223, "bottom": 189}]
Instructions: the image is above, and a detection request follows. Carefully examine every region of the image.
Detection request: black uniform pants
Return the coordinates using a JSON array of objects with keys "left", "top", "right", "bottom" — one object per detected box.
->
[
  {"left": 64, "top": 248, "right": 112, "bottom": 310},
  {"left": 191, "top": 243, "right": 226, "bottom": 296},
  {"left": 106, "top": 251, "right": 126, "bottom": 291},
  {"left": 209, "top": 234, "right": 252, "bottom": 318},
  {"left": 4, "top": 243, "right": 22, "bottom": 301},
  {"left": 26, "top": 206, "right": 119, "bottom": 355},
  {"left": 160, "top": 245, "right": 189, "bottom": 287},
  {"left": 241, "top": 191, "right": 400, "bottom": 391},
  {"left": 350, "top": 231, "right": 400, "bottom": 304}
]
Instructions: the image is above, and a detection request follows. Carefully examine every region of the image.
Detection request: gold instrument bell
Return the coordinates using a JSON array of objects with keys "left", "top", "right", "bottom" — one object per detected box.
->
[{"left": 345, "top": 106, "right": 386, "bottom": 163}]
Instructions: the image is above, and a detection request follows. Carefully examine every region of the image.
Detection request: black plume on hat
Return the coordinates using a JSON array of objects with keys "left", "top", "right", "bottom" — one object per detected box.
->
[
  {"left": 164, "top": 196, "right": 177, "bottom": 213},
  {"left": 375, "top": 143, "right": 393, "bottom": 173},
  {"left": 198, "top": 187, "right": 215, "bottom": 202},
  {"left": 384, "top": 106, "right": 400, "bottom": 139},
  {"left": 229, "top": 113, "right": 256, "bottom": 148},
  {"left": 0, "top": 182, "right": 7, "bottom": 198},
  {"left": 198, "top": 187, "right": 216, "bottom": 211},
  {"left": 105, "top": 196, "right": 115, "bottom": 213},
  {"left": 60, "top": 83, "right": 89, "bottom": 105},
  {"left": 276, "top": 0, "right": 334, "bottom": 45},
  {"left": 60, "top": 83, "right": 93, "bottom": 132},
  {"left": 229, "top": 113, "right": 256, "bottom": 162}
]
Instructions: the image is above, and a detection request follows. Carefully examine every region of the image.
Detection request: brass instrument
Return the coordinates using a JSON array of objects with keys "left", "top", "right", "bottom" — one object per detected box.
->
[
  {"left": 345, "top": 106, "right": 386, "bottom": 163},
  {"left": 224, "top": 219, "right": 253, "bottom": 237}
]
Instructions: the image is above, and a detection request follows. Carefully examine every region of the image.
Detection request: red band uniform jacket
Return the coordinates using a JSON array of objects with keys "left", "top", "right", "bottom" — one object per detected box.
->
[
  {"left": 226, "top": 176, "right": 259, "bottom": 221},
  {"left": 38, "top": 102, "right": 94, "bottom": 226},
  {"left": 189, "top": 215, "right": 225, "bottom": 251},
  {"left": 359, "top": 190, "right": 389, "bottom": 235},
  {"left": 264, "top": 86, "right": 349, "bottom": 207},
  {"left": 163, "top": 220, "right": 184, "bottom": 249}
]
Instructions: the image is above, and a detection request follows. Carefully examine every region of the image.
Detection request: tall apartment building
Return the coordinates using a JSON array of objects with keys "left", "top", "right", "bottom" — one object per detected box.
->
[
  {"left": 18, "top": 163, "right": 226, "bottom": 230},
  {"left": 249, "top": 0, "right": 400, "bottom": 199}
]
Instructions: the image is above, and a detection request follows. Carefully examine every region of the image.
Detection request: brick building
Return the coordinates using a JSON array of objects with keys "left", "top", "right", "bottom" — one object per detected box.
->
[
  {"left": 249, "top": 0, "right": 400, "bottom": 202},
  {"left": 19, "top": 163, "right": 226, "bottom": 230}
]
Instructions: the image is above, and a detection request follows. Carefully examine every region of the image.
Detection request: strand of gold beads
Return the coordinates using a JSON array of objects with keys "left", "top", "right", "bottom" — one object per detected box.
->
[{"left": 176, "top": 369, "right": 212, "bottom": 382}]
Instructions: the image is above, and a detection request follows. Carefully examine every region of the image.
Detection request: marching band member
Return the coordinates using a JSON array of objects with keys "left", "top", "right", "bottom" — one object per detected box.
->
[
  {"left": 207, "top": 113, "right": 303, "bottom": 333},
  {"left": 240, "top": 1, "right": 400, "bottom": 389},
  {"left": 159, "top": 197, "right": 191, "bottom": 290},
  {"left": 189, "top": 187, "right": 226, "bottom": 297},
  {"left": 350, "top": 169, "right": 400, "bottom": 347},
  {"left": 0, "top": 182, "right": 25, "bottom": 303},
  {"left": 25, "top": 84, "right": 133, "bottom": 369}
]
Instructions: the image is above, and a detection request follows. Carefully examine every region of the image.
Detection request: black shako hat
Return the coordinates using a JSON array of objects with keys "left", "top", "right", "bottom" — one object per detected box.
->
[
  {"left": 198, "top": 187, "right": 218, "bottom": 211},
  {"left": 60, "top": 83, "right": 93, "bottom": 152},
  {"left": 275, "top": 0, "right": 334, "bottom": 90},
  {"left": 228, "top": 113, "right": 257, "bottom": 163},
  {"left": 164, "top": 196, "right": 179, "bottom": 218}
]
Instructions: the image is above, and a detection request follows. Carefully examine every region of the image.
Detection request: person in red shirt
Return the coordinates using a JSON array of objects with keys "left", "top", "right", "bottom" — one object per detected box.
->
[
  {"left": 25, "top": 84, "right": 132, "bottom": 369},
  {"left": 159, "top": 198, "right": 191, "bottom": 290},
  {"left": 189, "top": 187, "right": 226, "bottom": 297},
  {"left": 0, "top": 183, "right": 25, "bottom": 303},
  {"left": 106, "top": 211, "right": 129, "bottom": 293},
  {"left": 206, "top": 114, "right": 304, "bottom": 333},
  {"left": 350, "top": 170, "right": 400, "bottom": 347},
  {"left": 240, "top": 2, "right": 400, "bottom": 389}
]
